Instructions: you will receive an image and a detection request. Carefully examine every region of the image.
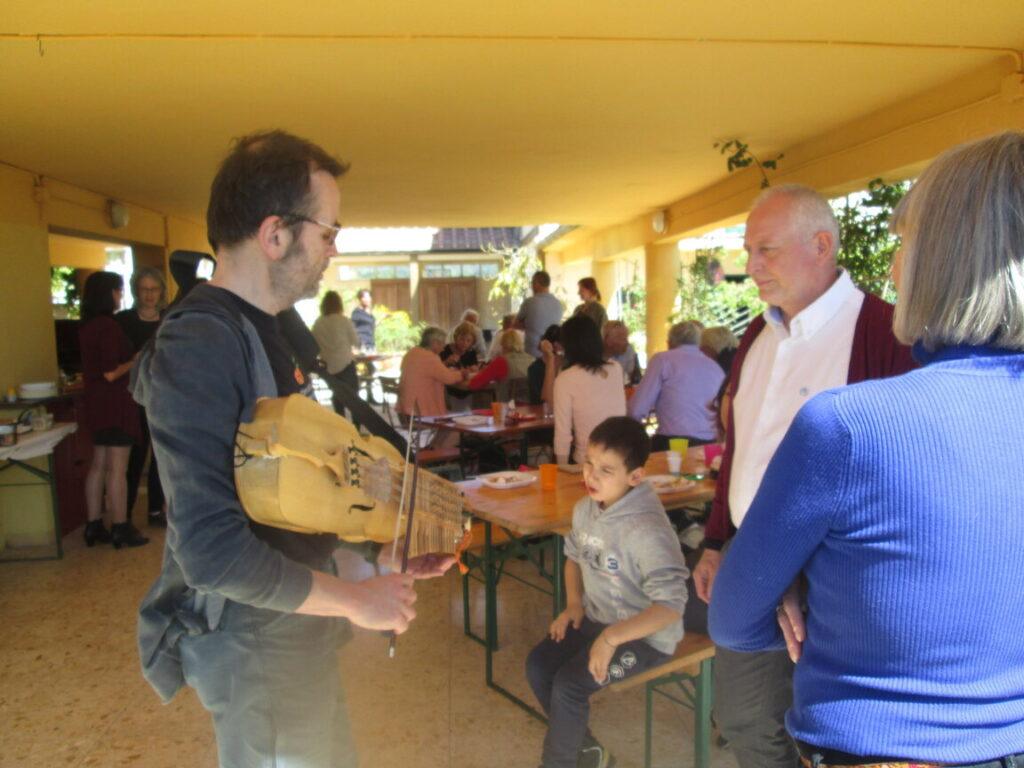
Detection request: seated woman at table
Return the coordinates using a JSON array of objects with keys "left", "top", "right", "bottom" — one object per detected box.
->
[
  {"left": 529, "top": 324, "right": 562, "bottom": 405},
  {"left": 628, "top": 321, "right": 725, "bottom": 450},
  {"left": 440, "top": 321, "right": 480, "bottom": 370},
  {"left": 553, "top": 315, "right": 626, "bottom": 465},
  {"left": 397, "top": 326, "right": 469, "bottom": 418},
  {"left": 709, "top": 131, "right": 1024, "bottom": 766},
  {"left": 467, "top": 329, "right": 533, "bottom": 401}
]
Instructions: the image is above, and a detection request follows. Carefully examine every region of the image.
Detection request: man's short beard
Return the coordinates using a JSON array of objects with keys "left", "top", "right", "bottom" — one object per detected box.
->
[{"left": 271, "top": 238, "right": 322, "bottom": 306}]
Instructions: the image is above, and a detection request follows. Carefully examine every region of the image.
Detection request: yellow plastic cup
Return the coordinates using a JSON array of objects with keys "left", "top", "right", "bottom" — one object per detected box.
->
[{"left": 669, "top": 437, "right": 689, "bottom": 455}]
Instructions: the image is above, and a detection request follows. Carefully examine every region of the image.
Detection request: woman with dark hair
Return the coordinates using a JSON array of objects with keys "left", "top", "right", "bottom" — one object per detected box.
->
[
  {"left": 530, "top": 323, "right": 562, "bottom": 405},
  {"left": 573, "top": 277, "right": 608, "bottom": 330},
  {"left": 552, "top": 315, "right": 625, "bottom": 464},
  {"left": 116, "top": 266, "right": 168, "bottom": 527},
  {"left": 311, "top": 290, "right": 359, "bottom": 392},
  {"left": 79, "top": 271, "right": 147, "bottom": 548},
  {"left": 710, "top": 132, "right": 1024, "bottom": 766}
]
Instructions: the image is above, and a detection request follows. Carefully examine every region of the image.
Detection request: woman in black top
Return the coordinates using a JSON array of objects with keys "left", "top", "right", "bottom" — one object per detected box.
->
[{"left": 115, "top": 266, "right": 167, "bottom": 527}]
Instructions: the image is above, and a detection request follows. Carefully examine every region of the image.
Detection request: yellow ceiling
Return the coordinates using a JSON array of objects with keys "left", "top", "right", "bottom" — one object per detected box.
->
[{"left": 2, "top": 1, "right": 1022, "bottom": 229}]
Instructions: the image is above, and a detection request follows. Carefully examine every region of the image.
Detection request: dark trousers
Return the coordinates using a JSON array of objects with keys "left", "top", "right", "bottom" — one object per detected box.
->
[
  {"left": 330, "top": 363, "right": 361, "bottom": 425},
  {"left": 713, "top": 536, "right": 798, "bottom": 768},
  {"left": 179, "top": 602, "right": 355, "bottom": 768},
  {"left": 526, "top": 616, "right": 669, "bottom": 768},
  {"left": 714, "top": 643, "right": 798, "bottom": 768},
  {"left": 126, "top": 406, "right": 165, "bottom": 516}
]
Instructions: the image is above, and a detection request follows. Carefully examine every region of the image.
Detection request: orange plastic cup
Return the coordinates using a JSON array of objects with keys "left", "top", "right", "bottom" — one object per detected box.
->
[
  {"left": 491, "top": 402, "right": 504, "bottom": 422},
  {"left": 539, "top": 463, "right": 558, "bottom": 490}
]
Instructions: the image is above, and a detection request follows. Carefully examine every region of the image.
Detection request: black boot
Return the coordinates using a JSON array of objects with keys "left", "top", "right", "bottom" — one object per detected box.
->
[
  {"left": 111, "top": 522, "right": 149, "bottom": 549},
  {"left": 147, "top": 510, "right": 167, "bottom": 528},
  {"left": 83, "top": 520, "right": 112, "bottom": 547}
]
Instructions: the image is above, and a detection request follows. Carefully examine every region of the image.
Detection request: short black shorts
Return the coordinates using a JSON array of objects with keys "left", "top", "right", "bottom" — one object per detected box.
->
[{"left": 93, "top": 428, "right": 135, "bottom": 447}]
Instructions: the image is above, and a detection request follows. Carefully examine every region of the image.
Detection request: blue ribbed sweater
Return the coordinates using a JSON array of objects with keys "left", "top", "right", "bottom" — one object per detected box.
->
[{"left": 709, "top": 345, "right": 1024, "bottom": 762}]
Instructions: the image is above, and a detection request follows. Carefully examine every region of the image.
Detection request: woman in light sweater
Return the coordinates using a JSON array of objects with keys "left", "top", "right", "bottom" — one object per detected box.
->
[
  {"left": 311, "top": 291, "right": 359, "bottom": 391},
  {"left": 710, "top": 132, "right": 1024, "bottom": 766},
  {"left": 552, "top": 315, "right": 625, "bottom": 465}
]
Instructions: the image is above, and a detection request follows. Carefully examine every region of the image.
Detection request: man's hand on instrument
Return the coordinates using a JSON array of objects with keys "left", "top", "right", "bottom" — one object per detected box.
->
[
  {"left": 405, "top": 552, "right": 457, "bottom": 579},
  {"left": 347, "top": 573, "right": 418, "bottom": 634},
  {"left": 379, "top": 543, "right": 457, "bottom": 579},
  {"left": 549, "top": 603, "right": 584, "bottom": 642},
  {"left": 693, "top": 548, "right": 722, "bottom": 604}
]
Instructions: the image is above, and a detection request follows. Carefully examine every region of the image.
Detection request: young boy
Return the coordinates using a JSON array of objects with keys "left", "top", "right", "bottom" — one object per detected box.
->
[{"left": 526, "top": 416, "right": 690, "bottom": 768}]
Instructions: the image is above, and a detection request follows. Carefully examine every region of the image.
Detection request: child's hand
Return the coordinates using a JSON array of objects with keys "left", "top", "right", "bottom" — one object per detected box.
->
[
  {"left": 588, "top": 631, "right": 617, "bottom": 684},
  {"left": 548, "top": 604, "right": 584, "bottom": 642}
]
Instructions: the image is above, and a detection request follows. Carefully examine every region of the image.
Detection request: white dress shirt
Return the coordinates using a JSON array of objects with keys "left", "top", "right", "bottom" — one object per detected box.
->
[{"left": 729, "top": 270, "right": 864, "bottom": 528}]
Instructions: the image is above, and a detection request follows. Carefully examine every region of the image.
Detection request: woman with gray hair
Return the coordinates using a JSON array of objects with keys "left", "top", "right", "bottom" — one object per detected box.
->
[
  {"left": 116, "top": 264, "right": 168, "bottom": 527},
  {"left": 397, "top": 326, "right": 468, "bottom": 417},
  {"left": 628, "top": 320, "right": 725, "bottom": 450},
  {"left": 710, "top": 132, "right": 1024, "bottom": 766}
]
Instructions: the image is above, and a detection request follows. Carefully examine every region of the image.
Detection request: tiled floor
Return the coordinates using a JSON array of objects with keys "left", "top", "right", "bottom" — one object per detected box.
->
[{"left": 0, "top": 518, "right": 734, "bottom": 768}]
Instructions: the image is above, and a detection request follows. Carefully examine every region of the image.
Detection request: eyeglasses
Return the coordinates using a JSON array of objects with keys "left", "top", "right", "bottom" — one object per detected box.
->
[{"left": 281, "top": 213, "right": 341, "bottom": 244}]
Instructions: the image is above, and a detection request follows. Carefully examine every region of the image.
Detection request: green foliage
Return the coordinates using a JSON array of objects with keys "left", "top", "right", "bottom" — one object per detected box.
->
[
  {"left": 484, "top": 243, "right": 542, "bottom": 307},
  {"left": 618, "top": 262, "right": 647, "bottom": 337},
  {"left": 372, "top": 306, "right": 424, "bottom": 353},
  {"left": 714, "top": 139, "right": 784, "bottom": 189},
  {"left": 50, "top": 266, "right": 80, "bottom": 319},
  {"left": 672, "top": 249, "right": 765, "bottom": 334},
  {"left": 833, "top": 179, "right": 909, "bottom": 302}
]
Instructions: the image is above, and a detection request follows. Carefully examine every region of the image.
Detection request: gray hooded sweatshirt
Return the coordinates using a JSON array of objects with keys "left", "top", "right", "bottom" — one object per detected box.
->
[{"left": 563, "top": 481, "right": 690, "bottom": 655}]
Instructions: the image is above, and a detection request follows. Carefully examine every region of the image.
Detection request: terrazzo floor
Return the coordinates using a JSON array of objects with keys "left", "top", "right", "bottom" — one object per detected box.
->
[{"left": 0, "top": 511, "right": 734, "bottom": 768}]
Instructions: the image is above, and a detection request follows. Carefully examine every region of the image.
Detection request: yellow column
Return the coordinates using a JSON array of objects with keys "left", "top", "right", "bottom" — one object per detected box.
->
[
  {"left": 591, "top": 260, "right": 616, "bottom": 311},
  {"left": 644, "top": 242, "right": 680, "bottom": 358},
  {"left": 408, "top": 255, "right": 420, "bottom": 323}
]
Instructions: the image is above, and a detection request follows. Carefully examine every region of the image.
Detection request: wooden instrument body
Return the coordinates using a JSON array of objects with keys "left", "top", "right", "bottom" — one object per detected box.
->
[{"left": 235, "top": 395, "right": 468, "bottom": 558}]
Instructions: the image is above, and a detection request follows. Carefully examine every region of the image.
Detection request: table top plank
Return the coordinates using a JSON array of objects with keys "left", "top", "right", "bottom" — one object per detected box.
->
[
  {"left": 458, "top": 448, "right": 715, "bottom": 535},
  {"left": 422, "top": 404, "right": 554, "bottom": 438}
]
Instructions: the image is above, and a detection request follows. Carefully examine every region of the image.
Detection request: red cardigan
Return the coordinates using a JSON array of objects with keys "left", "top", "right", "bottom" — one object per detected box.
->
[{"left": 704, "top": 293, "right": 917, "bottom": 548}]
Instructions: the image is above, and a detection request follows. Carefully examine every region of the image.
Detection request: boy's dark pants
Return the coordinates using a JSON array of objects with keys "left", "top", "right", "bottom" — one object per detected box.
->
[{"left": 526, "top": 616, "right": 669, "bottom": 768}]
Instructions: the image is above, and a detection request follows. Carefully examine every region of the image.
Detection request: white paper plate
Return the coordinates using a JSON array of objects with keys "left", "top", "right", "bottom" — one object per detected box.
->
[
  {"left": 453, "top": 415, "right": 489, "bottom": 427},
  {"left": 647, "top": 475, "right": 696, "bottom": 494},
  {"left": 480, "top": 471, "right": 537, "bottom": 490}
]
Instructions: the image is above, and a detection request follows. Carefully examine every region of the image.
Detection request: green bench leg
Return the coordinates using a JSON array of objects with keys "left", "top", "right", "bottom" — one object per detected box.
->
[
  {"left": 642, "top": 656, "right": 715, "bottom": 768},
  {"left": 645, "top": 680, "right": 655, "bottom": 768},
  {"left": 694, "top": 658, "right": 714, "bottom": 768}
]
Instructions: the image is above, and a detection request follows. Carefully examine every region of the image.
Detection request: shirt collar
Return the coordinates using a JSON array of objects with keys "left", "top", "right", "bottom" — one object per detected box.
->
[{"left": 764, "top": 269, "right": 859, "bottom": 340}]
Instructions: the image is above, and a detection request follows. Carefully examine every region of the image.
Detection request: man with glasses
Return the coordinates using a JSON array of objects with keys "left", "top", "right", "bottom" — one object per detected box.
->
[{"left": 133, "top": 131, "right": 452, "bottom": 767}]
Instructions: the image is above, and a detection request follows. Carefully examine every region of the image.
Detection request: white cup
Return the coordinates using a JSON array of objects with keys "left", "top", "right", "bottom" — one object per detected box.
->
[{"left": 666, "top": 451, "right": 682, "bottom": 475}]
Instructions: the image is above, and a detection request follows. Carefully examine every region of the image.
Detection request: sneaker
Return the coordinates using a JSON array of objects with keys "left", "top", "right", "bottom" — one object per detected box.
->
[{"left": 577, "top": 739, "right": 615, "bottom": 768}]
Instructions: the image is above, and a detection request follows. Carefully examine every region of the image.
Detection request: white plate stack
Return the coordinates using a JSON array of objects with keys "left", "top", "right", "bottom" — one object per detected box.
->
[{"left": 17, "top": 381, "right": 58, "bottom": 400}]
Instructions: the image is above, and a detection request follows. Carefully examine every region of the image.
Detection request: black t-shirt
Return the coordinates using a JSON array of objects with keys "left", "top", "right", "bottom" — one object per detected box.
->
[
  {"left": 221, "top": 290, "right": 338, "bottom": 569},
  {"left": 115, "top": 309, "right": 161, "bottom": 353},
  {"left": 440, "top": 344, "right": 478, "bottom": 369}
]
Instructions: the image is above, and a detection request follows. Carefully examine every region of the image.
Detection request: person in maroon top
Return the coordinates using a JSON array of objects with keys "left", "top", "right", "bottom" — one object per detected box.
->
[{"left": 78, "top": 271, "right": 148, "bottom": 549}]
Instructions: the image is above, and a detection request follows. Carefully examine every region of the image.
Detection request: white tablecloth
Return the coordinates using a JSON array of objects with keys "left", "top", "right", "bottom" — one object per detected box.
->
[{"left": 0, "top": 423, "right": 77, "bottom": 462}]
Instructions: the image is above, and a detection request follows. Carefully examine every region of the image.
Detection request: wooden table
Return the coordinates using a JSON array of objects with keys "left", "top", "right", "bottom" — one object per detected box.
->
[
  {"left": 457, "top": 448, "right": 716, "bottom": 718},
  {"left": 423, "top": 404, "right": 556, "bottom": 469}
]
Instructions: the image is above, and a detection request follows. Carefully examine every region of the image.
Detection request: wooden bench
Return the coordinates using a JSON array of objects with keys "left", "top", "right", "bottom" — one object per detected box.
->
[{"left": 605, "top": 632, "right": 716, "bottom": 768}]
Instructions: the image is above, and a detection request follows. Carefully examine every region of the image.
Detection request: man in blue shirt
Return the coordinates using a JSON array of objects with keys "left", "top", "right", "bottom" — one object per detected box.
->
[
  {"left": 628, "top": 321, "right": 724, "bottom": 450},
  {"left": 517, "top": 270, "right": 565, "bottom": 358}
]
